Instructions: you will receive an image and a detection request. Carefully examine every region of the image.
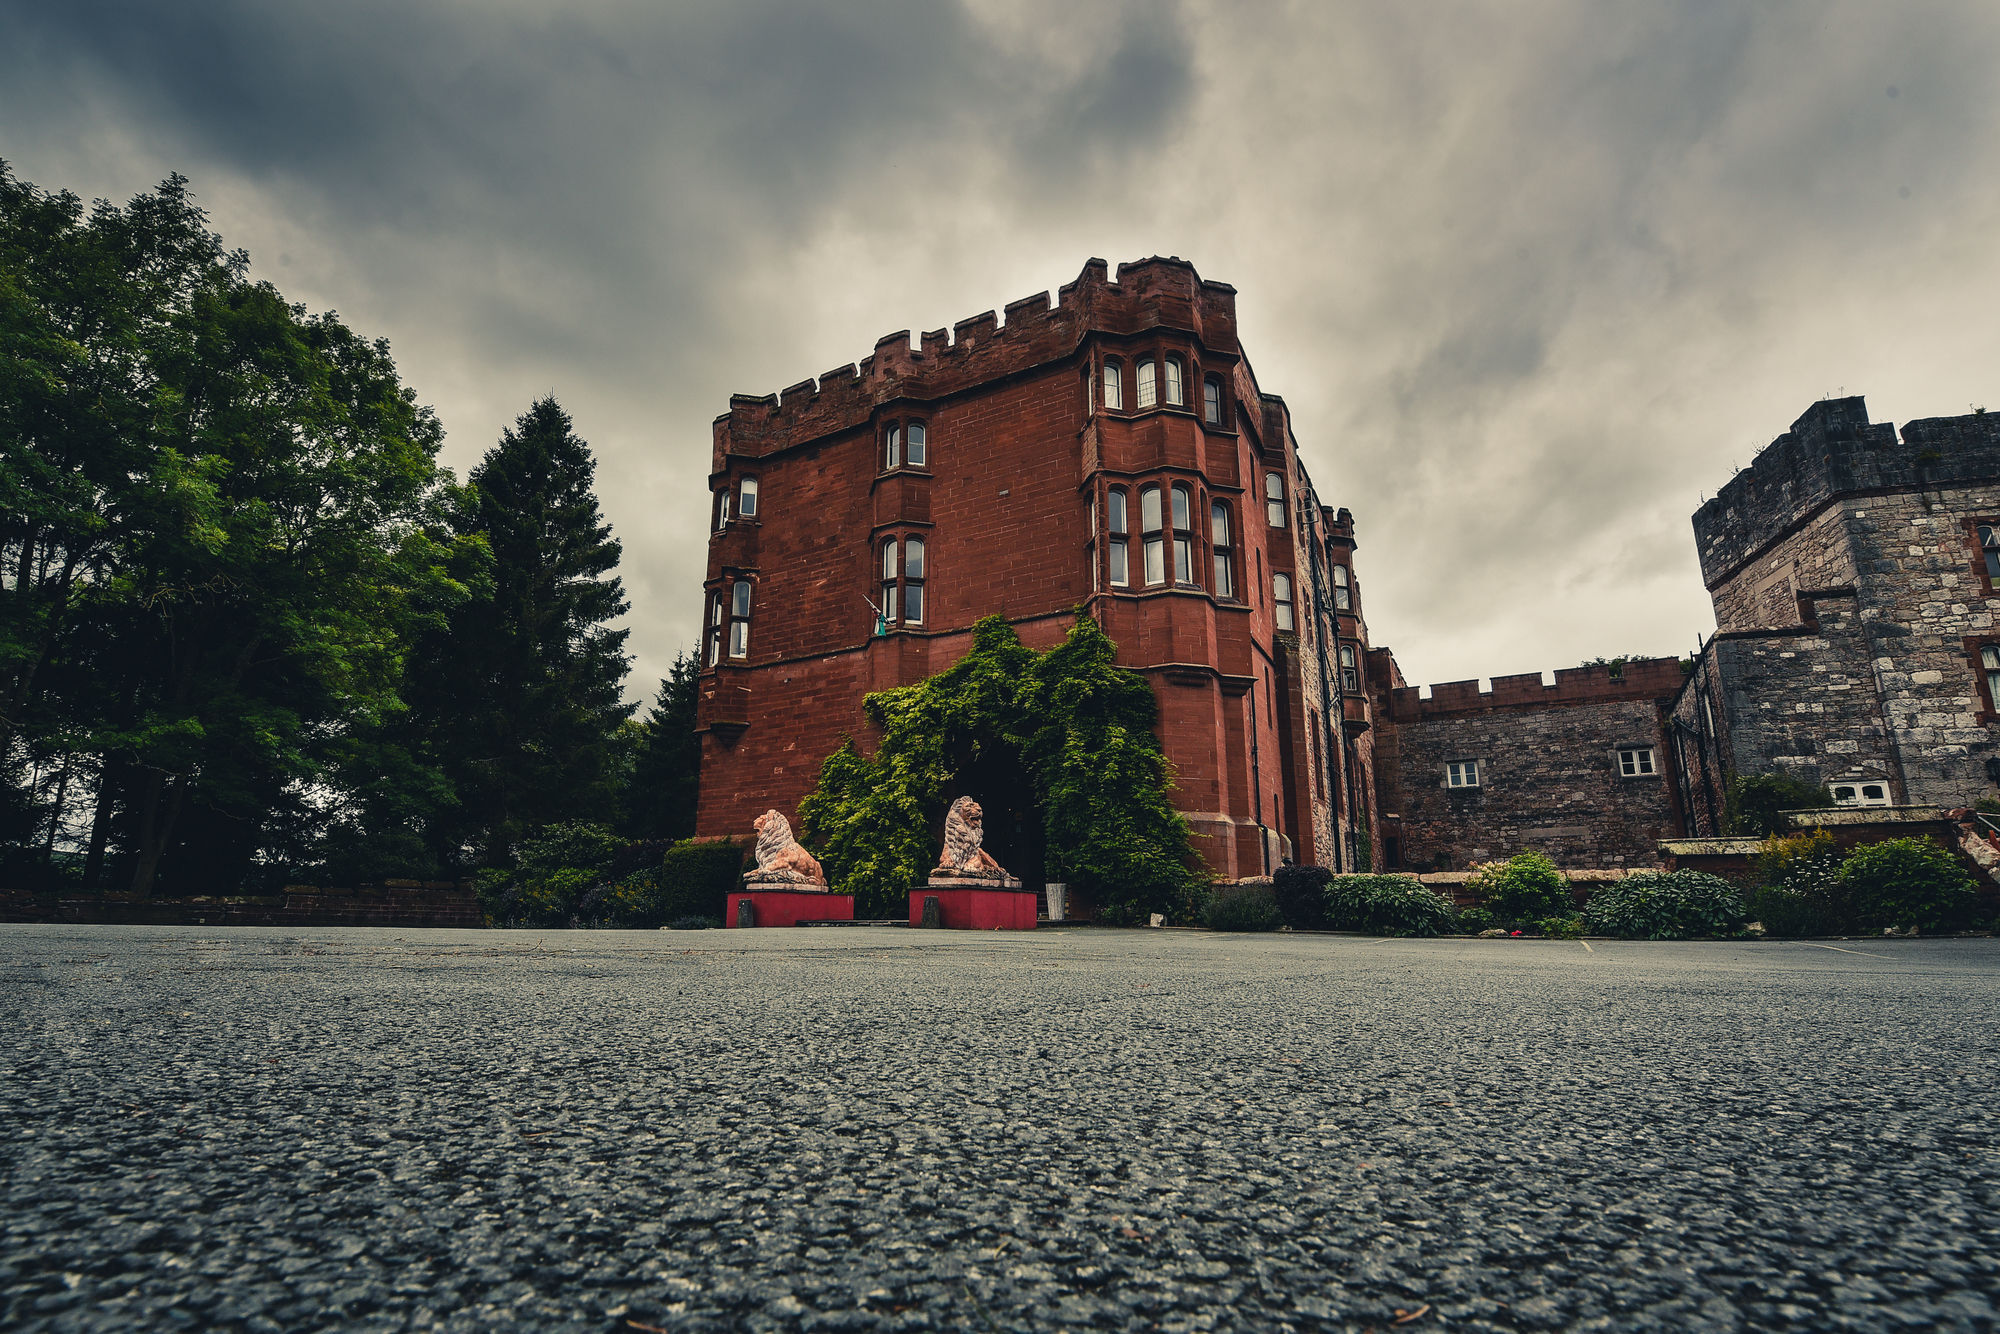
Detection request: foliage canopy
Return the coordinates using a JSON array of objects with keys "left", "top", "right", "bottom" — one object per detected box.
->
[{"left": 798, "top": 614, "right": 1203, "bottom": 920}]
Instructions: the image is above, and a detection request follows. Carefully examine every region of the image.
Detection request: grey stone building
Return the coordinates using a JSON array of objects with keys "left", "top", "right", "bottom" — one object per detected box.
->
[{"left": 1671, "top": 396, "right": 2000, "bottom": 831}]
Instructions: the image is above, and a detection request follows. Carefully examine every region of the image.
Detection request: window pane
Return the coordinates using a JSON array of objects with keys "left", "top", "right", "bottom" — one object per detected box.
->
[
  {"left": 738, "top": 477, "right": 758, "bottom": 517},
  {"left": 883, "top": 583, "right": 897, "bottom": 622},
  {"left": 1266, "top": 473, "right": 1284, "bottom": 499},
  {"left": 716, "top": 490, "right": 730, "bottom": 527},
  {"left": 1203, "top": 378, "right": 1221, "bottom": 423},
  {"left": 1103, "top": 363, "right": 1121, "bottom": 409},
  {"left": 907, "top": 423, "right": 925, "bottom": 466},
  {"left": 729, "top": 620, "right": 749, "bottom": 657},
  {"left": 883, "top": 541, "right": 897, "bottom": 580},
  {"left": 1107, "top": 488, "right": 1127, "bottom": 534},
  {"left": 1091, "top": 542, "right": 1099, "bottom": 592},
  {"left": 1137, "top": 359, "right": 1156, "bottom": 408},
  {"left": 1334, "top": 584, "right": 1350, "bottom": 610},
  {"left": 904, "top": 581, "right": 923, "bottom": 625},
  {"left": 732, "top": 580, "right": 751, "bottom": 617},
  {"left": 904, "top": 537, "right": 925, "bottom": 578},
  {"left": 1988, "top": 668, "right": 2000, "bottom": 704},
  {"left": 1275, "top": 600, "right": 1294, "bottom": 631},
  {"left": 1144, "top": 537, "right": 1165, "bottom": 585},
  {"left": 1088, "top": 497, "right": 1096, "bottom": 538},
  {"left": 1621, "top": 752, "right": 1635, "bottom": 776},
  {"left": 1333, "top": 565, "right": 1348, "bottom": 587},
  {"left": 1210, "top": 502, "right": 1229, "bottom": 546},
  {"left": 1274, "top": 572, "right": 1292, "bottom": 602},
  {"left": 711, "top": 598, "right": 723, "bottom": 626},
  {"left": 1175, "top": 536, "right": 1193, "bottom": 583},
  {"left": 707, "top": 629, "right": 719, "bottom": 666},
  {"left": 1984, "top": 524, "right": 1999, "bottom": 549},
  {"left": 1171, "top": 484, "right": 1191, "bottom": 530},
  {"left": 1164, "top": 358, "right": 1183, "bottom": 405},
  {"left": 1140, "top": 485, "right": 1162, "bottom": 533},
  {"left": 1214, "top": 552, "right": 1233, "bottom": 598},
  {"left": 1109, "top": 539, "right": 1129, "bottom": 586},
  {"left": 885, "top": 425, "right": 900, "bottom": 469}
]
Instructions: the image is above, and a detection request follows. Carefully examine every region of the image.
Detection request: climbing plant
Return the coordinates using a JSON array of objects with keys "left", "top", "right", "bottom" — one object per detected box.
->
[{"left": 798, "top": 614, "right": 1205, "bottom": 921}]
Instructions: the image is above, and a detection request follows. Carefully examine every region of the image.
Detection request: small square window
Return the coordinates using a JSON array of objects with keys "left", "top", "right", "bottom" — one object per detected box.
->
[
  {"left": 1618, "top": 746, "right": 1656, "bottom": 777},
  {"left": 1446, "top": 759, "right": 1480, "bottom": 789},
  {"left": 1831, "top": 781, "right": 1891, "bottom": 807}
]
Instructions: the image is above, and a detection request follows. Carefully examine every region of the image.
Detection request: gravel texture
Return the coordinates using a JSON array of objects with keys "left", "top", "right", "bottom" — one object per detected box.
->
[{"left": 3, "top": 924, "right": 1998, "bottom": 1332}]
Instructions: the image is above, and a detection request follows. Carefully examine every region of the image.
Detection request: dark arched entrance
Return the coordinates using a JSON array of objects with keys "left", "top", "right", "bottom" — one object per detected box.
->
[{"left": 945, "top": 743, "right": 1045, "bottom": 896}]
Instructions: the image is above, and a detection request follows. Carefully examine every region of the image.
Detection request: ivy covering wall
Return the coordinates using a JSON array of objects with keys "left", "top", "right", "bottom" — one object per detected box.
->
[{"left": 798, "top": 614, "right": 1204, "bottom": 921}]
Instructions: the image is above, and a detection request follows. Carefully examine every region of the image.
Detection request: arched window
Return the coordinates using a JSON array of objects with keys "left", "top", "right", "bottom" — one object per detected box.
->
[
  {"left": 1339, "top": 643, "right": 1360, "bottom": 692},
  {"left": 906, "top": 422, "right": 927, "bottom": 468},
  {"left": 1211, "top": 501, "right": 1235, "bottom": 598},
  {"left": 884, "top": 425, "right": 901, "bottom": 471},
  {"left": 1163, "top": 358, "right": 1184, "bottom": 407},
  {"left": 904, "top": 537, "right": 926, "bottom": 625},
  {"left": 1136, "top": 358, "right": 1157, "bottom": 409},
  {"left": 729, "top": 579, "right": 752, "bottom": 658},
  {"left": 1332, "top": 563, "right": 1350, "bottom": 610},
  {"left": 1140, "top": 484, "right": 1165, "bottom": 585},
  {"left": 713, "top": 487, "right": 731, "bottom": 530},
  {"left": 1203, "top": 376, "right": 1223, "bottom": 424},
  {"left": 1107, "top": 487, "right": 1130, "bottom": 587},
  {"left": 706, "top": 592, "right": 723, "bottom": 665},
  {"left": 1980, "top": 523, "right": 2000, "bottom": 581},
  {"left": 1171, "top": 483, "right": 1196, "bottom": 585},
  {"left": 880, "top": 539, "right": 900, "bottom": 625},
  {"left": 1102, "top": 361, "right": 1123, "bottom": 411},
  {"left": 738, "top": 476, "right": 759, "bottom": 519},
  {"left": 1273, "top": 572, "right": 1294, "bottom": 631},
  {"left": 1265, "top": 472, "right": 1286, "bottom": 528}
]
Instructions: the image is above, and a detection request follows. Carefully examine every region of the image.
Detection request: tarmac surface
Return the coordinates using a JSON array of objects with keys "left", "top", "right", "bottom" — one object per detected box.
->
[{"left": 3, "top": 924, "right": 1998, "bottom": 1333}]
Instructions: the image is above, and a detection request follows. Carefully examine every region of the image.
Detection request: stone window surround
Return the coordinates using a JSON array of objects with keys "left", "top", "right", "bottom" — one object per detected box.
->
[
  {"left": 1444, "top": 758, "right": 1481, "bottom": 789},
  {"left": 878, "top": 417, "right": 929, "bottom": 474},
  {"left": 1093, "top": 344, "right": 1205, "bottom": 420},
  {"left": 1616, "top": 744, "right": 1659, "bottom": 778},
  {"left": 1961, "top": 517, "right": 2000, "bottom": 596},
  {"left": 1964, "top": 634, "right": 2000, "bottom": 723}
]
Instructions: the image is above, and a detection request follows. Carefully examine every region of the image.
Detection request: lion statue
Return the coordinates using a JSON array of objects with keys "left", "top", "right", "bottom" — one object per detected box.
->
[
  {"left": 932, "top": 795, "right": 1009, "bottom": 879},
  {"left": 747, "top": 809, "right": 826, "bottom": 886}
]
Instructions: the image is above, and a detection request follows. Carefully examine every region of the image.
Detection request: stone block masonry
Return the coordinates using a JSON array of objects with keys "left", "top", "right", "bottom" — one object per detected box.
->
[{"left": 1373, "top": 660, "right": 1684, "bottom": 870}]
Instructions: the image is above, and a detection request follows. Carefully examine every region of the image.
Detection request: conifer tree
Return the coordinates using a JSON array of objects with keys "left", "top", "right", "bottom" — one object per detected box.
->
[
  {"left": 422, "top": 397, "right": 634, "bottom": 862},
  {"left": 620, "top": 650, "right": 700, "bottom": 841}
]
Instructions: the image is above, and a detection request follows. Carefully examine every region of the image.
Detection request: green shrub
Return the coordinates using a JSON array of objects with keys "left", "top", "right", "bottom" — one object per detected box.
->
[
  {"left": 1455, "top": 906, "right": 1494, "bottom": 935},
  {"left": 1323, "top": 874, "right": 1457, "bottom": 937},
  {"left": 1839, "top": 837, "right": 1980, "bottom": 933},
  {"left": 1582, "top": 870, "right": 1745, "bottom": 940},
  {"left": 1204, "top": 882, "right": 1283, "bottom": 932},
  {"left": 1748, "top": 829, "right": 1846, "bottom": 935},
  {"left": 1749, "top": 883, "right": 1837, "bottom": 937},
  {"left": 1469, "top": 852, "right": 1572, "bottom": 923},
  {"left": 1537, "top": 914, "right": 1585, "bottom": 940},
  {"left": 657, "top": 838, "right": 749, "bottom": 924},
  {"left": 1726, "top": 773, "right": 1833, "bottom": 836},
  {"left": 1272, "top": 865, "right": 1333, "bottom": 929},
  {"left": 664, "top": 914, "right": 721, "bottom": 931},
  {"left": 478, "top": 822, "right": 624, "bottom": 926}
]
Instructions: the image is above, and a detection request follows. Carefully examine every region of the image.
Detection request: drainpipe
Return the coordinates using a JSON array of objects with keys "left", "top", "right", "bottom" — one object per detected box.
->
[{"left": 1248, "top": 678, "right": 1269, "bottom": 877}]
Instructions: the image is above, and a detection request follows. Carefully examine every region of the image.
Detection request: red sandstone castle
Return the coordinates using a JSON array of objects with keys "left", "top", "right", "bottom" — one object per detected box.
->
[
  {"left": 697, "top": 257, "right": 2000, "bottom": 886},
  {"left": 695, "top": 258, "right": 1375, "bottom": 883}
]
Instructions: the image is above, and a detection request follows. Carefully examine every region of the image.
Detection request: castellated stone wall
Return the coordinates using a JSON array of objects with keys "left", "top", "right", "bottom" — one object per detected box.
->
[{"left": 1376, "top": 662, "right": 1684, "bottom": 871}]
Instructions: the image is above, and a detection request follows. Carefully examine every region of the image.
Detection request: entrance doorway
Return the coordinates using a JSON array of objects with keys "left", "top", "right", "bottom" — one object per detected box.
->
[{"left": 946, "top": 745, "right": 1044, "bottom": 895}]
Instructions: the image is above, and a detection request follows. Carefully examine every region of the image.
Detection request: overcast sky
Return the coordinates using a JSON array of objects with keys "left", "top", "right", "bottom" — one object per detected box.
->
[{"left": 7, "top": 1, "right": 1999, "bottom": 696}]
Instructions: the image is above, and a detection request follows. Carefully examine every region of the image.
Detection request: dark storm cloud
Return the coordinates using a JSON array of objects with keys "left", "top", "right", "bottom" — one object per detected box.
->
[{"left": 5, "top": 0, "right": 1998, "bottom": 692}]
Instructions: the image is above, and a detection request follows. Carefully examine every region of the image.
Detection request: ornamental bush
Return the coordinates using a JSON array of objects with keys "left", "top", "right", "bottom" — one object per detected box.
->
[
  {"left": 1582, "top": 870, "right": 1745, "bottom": 940},
  {"left": 1454, "top": 906, "right": 1495, "bottom": 935},
  {"left": 1838, "top": 837, "right": 1980, "bottom": 933},
  {"left": 1323, "top": 874, "right": 1457, "bottom": 937},
  {"left": 1273, "top": 865, "right": 1333, "bottom": 929},
  {"left": 1204, "top": 882, "right": 1283, "bottom": 931},
  {"left": 478, "top": 822, "right": 625, "bottom": 926},
  {"left": 1749, "top": 829, "right": 1845, "bottom": 936},
  {"left": 654, "top": 838, "right": 749, "bottom": 925},
  {"left": 1468, "top": 852, "right": 1572, "bottom": 923}
]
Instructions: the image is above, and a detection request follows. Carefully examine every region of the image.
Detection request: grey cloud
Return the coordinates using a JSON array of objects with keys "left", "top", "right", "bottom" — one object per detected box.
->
[{"left": 3, "top": 0, "right": 1996, "bottom": 694}]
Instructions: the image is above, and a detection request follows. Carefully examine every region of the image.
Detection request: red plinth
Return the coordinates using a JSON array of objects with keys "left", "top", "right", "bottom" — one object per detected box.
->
[
  {"left": 909, "top": 884, "right": 1038, "bottom": 930},
  {"left": 728, "top": 890, "right": 855, "bottom": 928}
]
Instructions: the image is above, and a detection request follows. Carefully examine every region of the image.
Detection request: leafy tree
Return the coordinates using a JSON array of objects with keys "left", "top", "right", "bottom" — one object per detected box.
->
[
  {"left": 407, "top": 397, "right": 634, "bottom": 864},
  {"left": 0, "top": 164, "right": 467, "bottom": 894},
  {"left": 620, "top": 650, "right": 700, "bottom": 841}
]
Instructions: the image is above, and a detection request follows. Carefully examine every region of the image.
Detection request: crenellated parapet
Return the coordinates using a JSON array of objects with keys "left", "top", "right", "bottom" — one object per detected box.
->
[
  {"left": 710, "top": 257, "right": 1241, "bottom": 469},
  {"left": 1692, "top": 396, "right": 2000, "bottom": 588},
  {"left": 1385, "top": 657, "right": 1687, "bottom": 720}
]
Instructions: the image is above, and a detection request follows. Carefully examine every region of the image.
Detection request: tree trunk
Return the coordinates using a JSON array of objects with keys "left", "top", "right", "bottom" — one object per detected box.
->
[
  {"left": 128, "top": 773, "right": 188, "bottom": 898},
  {"left": 82, "top": 772, "right": 115, "bottom": 890}
]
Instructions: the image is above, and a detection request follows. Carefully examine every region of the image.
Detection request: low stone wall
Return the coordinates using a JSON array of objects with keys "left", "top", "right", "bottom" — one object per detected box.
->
[
  {"left": 0, "top": 881, "right": 481, "bottom": 928},
  {"left": 1415, "top": 867, "right": 1638, "bottom": 909}
]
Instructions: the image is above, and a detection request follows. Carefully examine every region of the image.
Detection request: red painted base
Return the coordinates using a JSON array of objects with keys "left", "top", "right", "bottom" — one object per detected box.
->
[
  {"left": 909, "top": 885, "right": 1039, "bottom": 930},
  {"left": 727, "top": 891, "right": 855, "bottom": 928}
]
